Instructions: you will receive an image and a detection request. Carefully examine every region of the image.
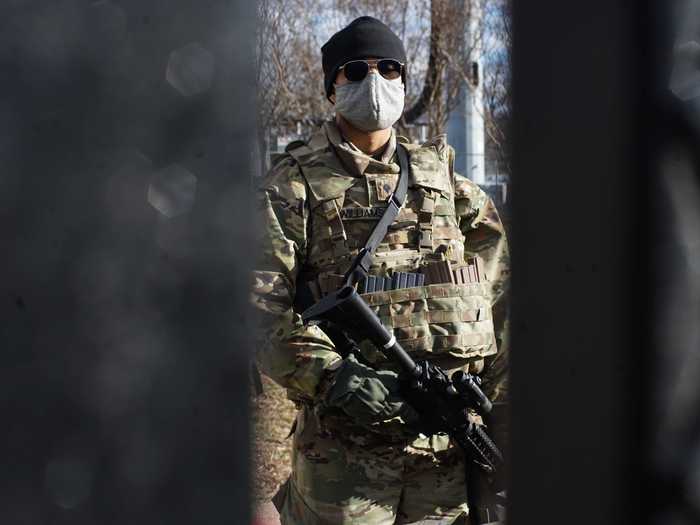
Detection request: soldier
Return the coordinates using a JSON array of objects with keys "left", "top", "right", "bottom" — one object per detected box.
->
[{"left": 252, "top": 15, "right": 509, "bottom": 525}]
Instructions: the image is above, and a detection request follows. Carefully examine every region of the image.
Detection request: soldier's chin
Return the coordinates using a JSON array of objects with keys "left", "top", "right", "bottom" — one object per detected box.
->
[{"left": 346, "top": 117, "right": 397, "bottom": 132}]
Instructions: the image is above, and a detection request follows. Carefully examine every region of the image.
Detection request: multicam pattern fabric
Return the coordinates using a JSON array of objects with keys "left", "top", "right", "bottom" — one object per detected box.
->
[
  {"left": 252, "top": 120, "right": 510, "bottom": 524},
  {"left": 274, "top": 406, "right": 470, "bottom": 525}
]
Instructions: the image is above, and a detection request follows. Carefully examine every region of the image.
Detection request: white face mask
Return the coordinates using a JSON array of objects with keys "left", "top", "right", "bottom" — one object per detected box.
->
[{"left": 334, "top": 72, "right": 405, "bottom": 131}]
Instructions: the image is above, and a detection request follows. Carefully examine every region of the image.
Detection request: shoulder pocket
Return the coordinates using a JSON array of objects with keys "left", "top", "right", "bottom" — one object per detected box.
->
[
  {"left": 304, "top": 170, "right": 357, "bottom": 206},
  {"left": 409, "top": 145, "right": 452, "bottom": 196},
  {"left": 288, "top": 144, "right": 357, "bottom": 206}
]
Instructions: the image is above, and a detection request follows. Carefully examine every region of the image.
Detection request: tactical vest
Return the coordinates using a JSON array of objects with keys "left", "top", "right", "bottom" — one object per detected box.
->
[{"left": 287, "top": 133, "right": 497, "bottom": 371}]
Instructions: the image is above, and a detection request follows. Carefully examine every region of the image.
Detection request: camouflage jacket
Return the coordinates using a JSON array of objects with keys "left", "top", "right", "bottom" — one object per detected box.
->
[{"left": 252, "top": 121, "right": 509, "bottom": 410}]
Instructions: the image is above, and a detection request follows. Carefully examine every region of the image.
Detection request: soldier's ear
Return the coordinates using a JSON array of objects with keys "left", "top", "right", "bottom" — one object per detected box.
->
[{"left": 329, "top": 92, "right": 336, "bottom": 104}]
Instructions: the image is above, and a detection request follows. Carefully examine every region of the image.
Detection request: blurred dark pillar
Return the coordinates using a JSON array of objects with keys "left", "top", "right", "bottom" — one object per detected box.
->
[
  {"left": 0, "top": 1, "right": 254, "bottom": 524},
  {"left": 509, "top": 2, "right": 648, "bottom": 524}
]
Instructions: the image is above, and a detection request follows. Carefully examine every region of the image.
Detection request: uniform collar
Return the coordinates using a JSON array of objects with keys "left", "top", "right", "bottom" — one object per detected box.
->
[{"left": 323, "top": 121, "right": 399, "bottom": 177}]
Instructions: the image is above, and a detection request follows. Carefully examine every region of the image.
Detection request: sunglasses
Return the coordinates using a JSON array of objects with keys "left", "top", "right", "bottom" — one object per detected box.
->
[{"left": 337, "top": 59, "right": 404, "bottom": 83}]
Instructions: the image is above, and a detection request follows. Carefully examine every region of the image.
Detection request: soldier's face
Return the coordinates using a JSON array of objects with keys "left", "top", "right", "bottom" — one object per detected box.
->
[
  {"left": 329, "top": 62, "right": 371, "bottom": 104},
  {"left": 330, "top": 58, "right": 402, "bottom": 103}
]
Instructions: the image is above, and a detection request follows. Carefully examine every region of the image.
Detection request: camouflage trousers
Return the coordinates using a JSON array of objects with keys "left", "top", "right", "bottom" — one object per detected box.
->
[{"left": 273, "top": 406, "right": 469, "bottom": 525}]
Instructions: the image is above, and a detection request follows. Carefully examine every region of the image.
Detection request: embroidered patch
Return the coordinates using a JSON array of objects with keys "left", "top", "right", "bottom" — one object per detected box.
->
[
  {"left": 374, "top": 178, "right": 397, "bottom": 201},
  {"left": 339, "top": 206, "right": 387, "bottom": 220}
]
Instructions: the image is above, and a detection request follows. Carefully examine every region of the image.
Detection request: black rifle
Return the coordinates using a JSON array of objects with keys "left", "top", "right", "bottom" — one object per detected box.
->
[{"left": 302, "top": 284, "right": 506, "bottom": 524}]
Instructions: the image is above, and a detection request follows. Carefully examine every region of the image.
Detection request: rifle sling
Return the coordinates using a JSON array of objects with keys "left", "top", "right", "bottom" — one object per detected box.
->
[{"left": 343, "top": 144, "right": 410, "bottom": 285}]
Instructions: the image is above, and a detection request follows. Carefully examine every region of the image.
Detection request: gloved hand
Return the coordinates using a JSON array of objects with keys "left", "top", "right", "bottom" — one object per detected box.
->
[{"left": 323, "top": 353, "right": 419, "bottom": 427}]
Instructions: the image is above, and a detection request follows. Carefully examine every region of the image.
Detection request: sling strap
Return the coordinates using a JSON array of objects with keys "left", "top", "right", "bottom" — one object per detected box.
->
[{"left": 343, "top": 144, "right": 410, "bottom": 286}]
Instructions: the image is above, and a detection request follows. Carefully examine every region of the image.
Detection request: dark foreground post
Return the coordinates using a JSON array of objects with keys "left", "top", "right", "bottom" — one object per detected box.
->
[
  {"left": 0, "top": 1, "right": 255, "bottom": 523},
  {"left": 510, "top": 2, "right": 649, "bottom": 525}
]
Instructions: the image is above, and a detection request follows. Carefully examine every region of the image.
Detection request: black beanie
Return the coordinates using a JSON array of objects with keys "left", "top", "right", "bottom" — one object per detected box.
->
[{"left": 321, "top": 16, "right": 407, "bottom": 100}]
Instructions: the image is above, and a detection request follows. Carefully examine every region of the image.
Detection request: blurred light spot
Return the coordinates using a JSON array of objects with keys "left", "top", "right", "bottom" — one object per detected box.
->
[
  {"left": 105, "top": 149, "right": 154, "bottom": 227},
  {"left": 44, "top": 456, "right": 93, "bottom": 509},
  {"left": 148, "top": 164, "right": 197, "bottom": 218},
  {"left": 670, "top": 41, "right": 700, "bottom": 101},
  {"left": 166, "top": 43, "right": 216, "bottom": 96}
]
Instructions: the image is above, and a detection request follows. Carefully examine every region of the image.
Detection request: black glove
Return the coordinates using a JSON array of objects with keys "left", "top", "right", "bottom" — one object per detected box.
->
[{"left": 323, "top": 353, "right": 419, "bottom": 427}]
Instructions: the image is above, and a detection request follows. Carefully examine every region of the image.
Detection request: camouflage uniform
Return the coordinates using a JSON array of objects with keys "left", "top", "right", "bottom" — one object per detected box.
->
[{"left": 252, "top": 121, "right": 509, "bottom": 525}]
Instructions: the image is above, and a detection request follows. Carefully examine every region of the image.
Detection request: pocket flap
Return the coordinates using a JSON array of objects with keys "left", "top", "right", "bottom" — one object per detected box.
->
[
  {"left": 305, "top": 170, "right": 357, "bottom": 203},
  {"left": 409, "top": 148, "right": 452, "bottom": 194}
]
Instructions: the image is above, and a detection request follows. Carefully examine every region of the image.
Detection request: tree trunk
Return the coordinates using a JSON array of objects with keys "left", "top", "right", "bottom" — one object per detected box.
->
[{"left": 403, "top": 0, "right": 441, "bottom": 124}]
